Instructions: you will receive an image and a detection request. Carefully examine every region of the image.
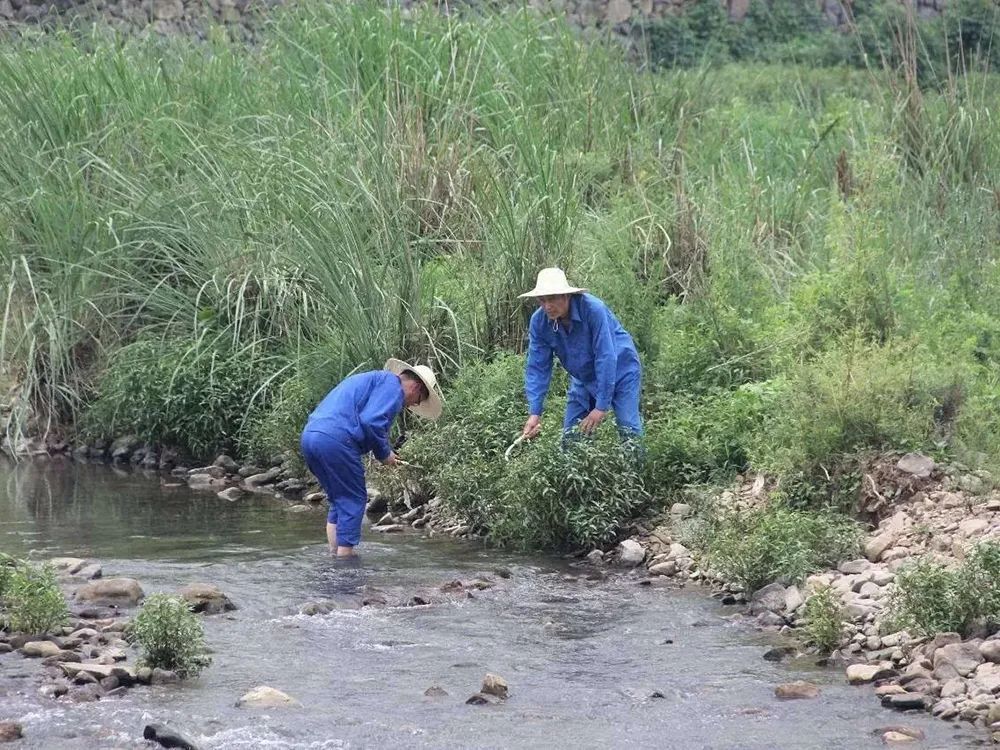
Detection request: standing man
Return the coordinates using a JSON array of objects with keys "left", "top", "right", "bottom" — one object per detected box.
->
[
  {"left": 300, "top": 358, "right": 442, "bottom": 557},
  {"left": 519, "top": 268, "right": 642, "bottom": 441}
]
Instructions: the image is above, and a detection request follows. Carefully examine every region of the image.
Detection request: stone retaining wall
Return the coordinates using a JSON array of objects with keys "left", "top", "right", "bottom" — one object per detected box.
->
[{"left": 0, "top": 0, "right": 949, "bottom": 38}]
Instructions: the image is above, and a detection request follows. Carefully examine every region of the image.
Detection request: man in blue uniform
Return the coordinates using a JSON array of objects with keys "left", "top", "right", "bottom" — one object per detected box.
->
[
  {"left": 519, "top": 268, "right": 642, "bottom": 442},
  {"left": 300, "top": 359, "right": 442, "bottom": 557}
]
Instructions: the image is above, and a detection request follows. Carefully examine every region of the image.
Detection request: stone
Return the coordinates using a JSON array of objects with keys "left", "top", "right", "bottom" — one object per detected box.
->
[
  {"left": 243, "top": 467, "right": 281, "bottom": 488},
  {"left": 896, "top": 453, "right": 935, "bottom": 477},
  {"left": 981, "top": 640, "right": 1000, "bottom": 664},
  {"left": 178, "top": 583, "right": 236, "bottom": 614},
  {"left": 847, "top": 663, "right": 887, "bottom": 684},
  {"left": 68, "top": 683, "right": 104, "bottom": 702},
  {"left": 49, "top": 557, "right": 88, "bottom": 575},
  {"left": 749, "top": 582, "right": 787, "bottom": 615},
  {"left": 152, "top": 668, "right": 180, "bottom": 685},
  {"left": 481, "top": 673, "right": 508, "bottom": 699},
  {"left": 0, "top": 722, "right": 22, "bottom": 742},
  {"left": 617, "top": 539, "right": 645, "bottom": 567},
  {"left": 236, "top": 685, "right": 300, "bottom": 708},
  {"left": 763, "top": 646, "right": 795, "bottom": 662},
  {"left": 19, "top": 640, "right": 61, "bottom": 658},
  {"left": 217, "top": 487, "right": 244, "bottom": 502},
  {"left": 881, "top": 693, "right": 928, "bottom": 711},
  {"left": 939, "top": 677, "right": 966, "bottom": 698},
  {"left": 783, "top": 585, "right": 804, "bottom": 613},
  {"left": 75, "top": 563, "right": 103, "bottom": 580},
  {"left": 839, "top": 559, "right": 872, "bottom": 575},
  {"left": 143, "top": 723, "right": 202, "bottom": 750},
  {"left": 424, "top": 686, "right": 448, "bottom": 697},
  {"left": 465, "top": 692, "right": 498, "bottom": 705},
  {"left": 958, "top": 518, "right": 989, "bottom": 537},
  {"left": 774, "top": 681, "right": 819, "bottom": 700},
  {"left": 605, "top": 0, "right": 631, "bottom": 24},
  {"left": 669, "top": 502, "right": 692, "bottom": 519},
  {"left": 74, "top": 577, "right": 144, "bottom": 606},
  {"left": 934, "top": 642, "right": 983, "bottom": 678},
  {"left": 865, "top": 533, "right": 896, "bottom": 562},
  {"left": 648, "top": 561, "right": 677, "bottom": 576},
  {"left": 881, "top": 730, "right": 921, "bottom": 743}
]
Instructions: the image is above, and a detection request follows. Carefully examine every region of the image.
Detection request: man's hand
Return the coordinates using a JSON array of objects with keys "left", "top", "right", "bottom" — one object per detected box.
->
[
  {"left": 522, "top": 415, "right": 542, "bottom": 439},
  {"left": 381, "top": 451, "right": 399, "bottom": 465},
  {"left": 578, "top": 409, "right": 607, "bottom": 435}
]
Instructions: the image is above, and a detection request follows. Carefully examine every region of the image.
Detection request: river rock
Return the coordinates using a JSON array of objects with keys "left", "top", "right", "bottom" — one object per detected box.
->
[
  {"left": 178, "top": 583, "right": 236, "bottom": 614},
  {"left": 74, "top": 577, "right": 144, "bottom": 606},
  {"left": 847, "top": 663, "right": 888, "bottom": 684},
  {"left": 774, "top": 681, "right": 819, "bottom": 699},
  {"left": 424, "top": 686, "right": 448, "bottom": 697},
  {"left": 481, "top": 673, "right": 508, "bottom": 699},
  {"left": 19, "top": 640, "right": 62, "bottom": 658},
  {"left": 981, "top": 640, "right": 1000, "bottom": 663},
  {"left": 881, "top": 692, "right": 928, "bottom": 711},
  {"left": 896, "top": 453, "right": 935, "bottom": 478},
  {"left": 839, "top": 559, "right": 872, "bottom": 575},
  {"left": 617, "top": 540, "right": 645, "bottom": 567},
  {"left": 217, "top": 487, "right": 243, "bottom": 502},
  {"left": 934, "top": 642, "right": 983, "bottom": 678},
  {"left": 152, "top": 668, "right": 180, "bottom": 685},
  {"left": 465, "top": 692, "right": 500, "bottom": 705},
  {"left": 865, "top": 533, "right": 896, "bottom": 562},
  {"left": 236, "top": 685, "right": 300, "bottom": 708},
  {"left": 0, "top": 722, "right": 22, "bottom": 742},
  {"left": 143, "top": 723, "right": 202, "bottom": 750},
  {"left": 243, "top": 467, "right": 281, "bottom": 488},
  {"left": 749, "top": 582, "right": 787, "bottom": 615},
  {"left": 585, "top": 549, "right": 604, "bottom": 564},
  {"left": 648, "top": 561, "right": 677, "bottom": 576}
]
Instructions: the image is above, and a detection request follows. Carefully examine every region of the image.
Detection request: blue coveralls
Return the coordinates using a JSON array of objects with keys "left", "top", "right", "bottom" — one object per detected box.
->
[
  {"left": 299, "top": 371, "right": 404, "bottom": 548},
  {"left": 525, "top": 293, "right": 643, "bottom": 437}
]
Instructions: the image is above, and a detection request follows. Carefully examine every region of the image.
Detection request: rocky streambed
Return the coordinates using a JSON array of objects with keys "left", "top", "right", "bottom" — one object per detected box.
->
[{"left": 0, "top": 452, "right": 985, "bottom": 748}]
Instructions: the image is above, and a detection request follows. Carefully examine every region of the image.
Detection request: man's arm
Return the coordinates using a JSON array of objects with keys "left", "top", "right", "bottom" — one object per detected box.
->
[
  {"left": 524, "top": 313, "right": 553, "bottom": 437},
  {"left": 361, "top": 376, "right": 404, "bottom": 461}
]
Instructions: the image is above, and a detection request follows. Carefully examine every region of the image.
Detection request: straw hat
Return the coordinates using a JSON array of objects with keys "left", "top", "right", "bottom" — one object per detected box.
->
[
  {"left": 517, "top": 267, "right": 587, "bottom": 298},
  {"left": 384, "top": 358, "right": 443, "bottom": 420}
]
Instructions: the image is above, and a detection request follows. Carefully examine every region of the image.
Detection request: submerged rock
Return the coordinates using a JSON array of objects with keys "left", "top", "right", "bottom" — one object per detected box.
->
[
  {"left": 0, "top": 721, "right": 23, "bottom": 743},
  {"left": 178, "top": 583, "right": 236, "bottom": 614},
  {"left": 424, "top": 686, "right": 449, "bottom": 697},
  {"left": 774, "top": 681, "right": 820, "bottom": 700},
  {"left": 143, "top": 722, "right": 202, "bottom": 750},
  {"left": 74, "top": 578, "right": 144, "bottom": 606},
  {"left": 236, "top": 685, "right": 300, "bottom": 708},
  {"left": 465, "top": 692, "right": 499, "bottom": 705}
]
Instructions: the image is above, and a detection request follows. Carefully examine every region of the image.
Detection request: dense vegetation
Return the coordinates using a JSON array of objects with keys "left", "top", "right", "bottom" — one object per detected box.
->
[{"left": 1, "top": 2, "right": 998, "bottom": 563}]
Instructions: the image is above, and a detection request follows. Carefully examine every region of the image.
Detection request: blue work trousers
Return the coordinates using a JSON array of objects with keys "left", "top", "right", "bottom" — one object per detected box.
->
[
  {"left": 300, "top": 429, "right": 367, "bottom": 547},
  {"left": 563, "top": 369, "right": 643, "bottom": 438}
]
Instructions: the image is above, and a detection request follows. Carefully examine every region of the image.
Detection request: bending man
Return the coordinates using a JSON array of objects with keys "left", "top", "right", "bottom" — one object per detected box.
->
[
  {"left": 300, "top": 359, "right": 442, "bottom": 557},
  {"left": 520, "top": 268, "right": 642, "bottom": 441}
]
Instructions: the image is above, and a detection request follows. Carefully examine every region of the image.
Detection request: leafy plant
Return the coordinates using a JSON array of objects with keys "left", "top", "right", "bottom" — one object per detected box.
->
[
  {"left": 704, "top": 504, "right": 862, "bottom": 593},
  {"left": 801, "top": 585, "right": 845, "bottom": 652},
  {"left": 126, "top": 594, "right": 211, "bottom": 678},
  {"left": 1, "top": 563, "right": 68, "bottom": 635}
]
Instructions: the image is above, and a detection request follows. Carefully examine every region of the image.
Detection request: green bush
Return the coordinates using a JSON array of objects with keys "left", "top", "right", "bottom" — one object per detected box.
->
[
  {"left": 85, "top": 338, "right": 277, "bottom": 460},
  {"left": 749, "top": 339, "right": 962, "bottom": 482},
  {"left": 1, "top": 563, "right": 68, "bottom": 635},
  {"left": 801, "top": 585, "right": 845, "bottom": 652},
  {"left": 888, "top": 541, "right": 1000, "bottom": 636},
  {"left": 408, "top": 354, "right": 647, "bottom": 550},
  {"left": 127, "top": 594, "right": 211, "bottom": 678},
  {"left": 704, "top": 503, "right": 862, "bottom": 593}
]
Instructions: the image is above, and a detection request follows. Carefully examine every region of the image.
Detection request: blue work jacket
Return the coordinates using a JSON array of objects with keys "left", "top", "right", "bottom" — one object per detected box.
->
[
  {"left": 303, "top": 371, "right": 403, "bottom": 461},
  {"left": 525, "top": 293, "right": 641, "bottom": 415}
]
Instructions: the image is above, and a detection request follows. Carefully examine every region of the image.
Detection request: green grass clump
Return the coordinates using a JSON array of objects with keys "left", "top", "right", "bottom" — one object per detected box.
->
[
  {"left": 801, "top": 585, "right": 845, "bottom": 653},
  {"left": 887, "top": 541, "right": 1000, "bottom": 636},
  {"left": 704, "top": 504, "right": 862, "bottom": 594},
  {"left": 127, "top": 594, "right": 211, "bottom": 678},
  {"left": 1, "top": 562, "right": 68, "bottom": 635}
]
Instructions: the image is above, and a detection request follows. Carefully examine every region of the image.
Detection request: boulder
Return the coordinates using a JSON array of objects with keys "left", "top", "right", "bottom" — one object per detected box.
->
[
  {"left": 648, "top": 561, "right": 677, "bottom": 577},
  {"left": 424, "top": 686, "right": 449, "bottom": 697},
  {"left": 774, "top": 681, "right": 819, "bottom": 699},
  {"left": 896, "top": 453, "right": 935, "bottom": 478},
  {"left": 934, "top": 642, "right": 983, "bottom": 678},
  {"left": 217, "top": 487, "right": 243, "bottom": 502},
  {"left": 74, "top": 578, "right": 144, "bottom": 606},
  {"left": 236, "top": 685, "right": 300, "bottom": 708},
  {"left": 748, "top": 582, "right": 787, "bottom": 616},
  {"left": 143, "top": 723, "right": 202, "bottom": 750},
  {"left": 19, "top": 640, "right": 62, "bottom": 658},
  {"left": 178, "top": 583, "right": 236, "bottom": 614},
  {"left": 847, "top": 663, "right": 888, "bottom": 684},
  {"left": 865, "top": 533, "right": 896, "bottom": 562},
  {"left": 617, "top": 539, "right": 645, "bottom": 567},
  {"left": 0, "top": 721, "right": 22, "bottom": 742},
  {"left": 981, "top": 640, "right": 1000, "bottom": 664},
  {"left": 481, "top": 673, "right": 508, "bottom": 699}
]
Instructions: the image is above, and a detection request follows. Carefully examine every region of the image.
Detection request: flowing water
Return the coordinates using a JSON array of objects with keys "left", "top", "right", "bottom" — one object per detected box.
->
[{"left": 0, "top": 457, "right": 984, "bottom": 749}]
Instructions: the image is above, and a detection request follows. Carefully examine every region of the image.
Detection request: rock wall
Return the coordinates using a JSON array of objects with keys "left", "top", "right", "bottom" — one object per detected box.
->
[{"left": 0, "top": 0, "right": 949, "bottom": 37}]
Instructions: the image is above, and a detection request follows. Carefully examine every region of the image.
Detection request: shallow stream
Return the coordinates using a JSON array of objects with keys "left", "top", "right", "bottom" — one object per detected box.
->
[{"left": 0, "top": 458, "right": 983, "bottom": 749}]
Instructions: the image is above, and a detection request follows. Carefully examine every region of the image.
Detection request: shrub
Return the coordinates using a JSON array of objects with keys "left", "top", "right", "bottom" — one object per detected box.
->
[
  {"left": 704, "top": 503, "right": 862, "bottom": 593},
  {"left": 85, "top": 337, "right": 277, "bottom": 460},
  {"left": 801, "top": 585, "right": 845, "bottom": 652},
  {"left": 1, "top": 563, "right": 68, "bottom": 635},
  {"left": 888, "top": 541, "right": 1000, "bottom": 636},
  {"left": 127, "top": 594, "right": 211, "bottom": 678}
]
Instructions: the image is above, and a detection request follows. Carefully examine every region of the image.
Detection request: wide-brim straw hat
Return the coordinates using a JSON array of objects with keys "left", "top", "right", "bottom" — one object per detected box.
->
[
  {"left": 384, "top": 358, "right": 443, "bottom": 421},
  {"left": 517, "top": 267, "right": 587, "bottom": 298}
]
